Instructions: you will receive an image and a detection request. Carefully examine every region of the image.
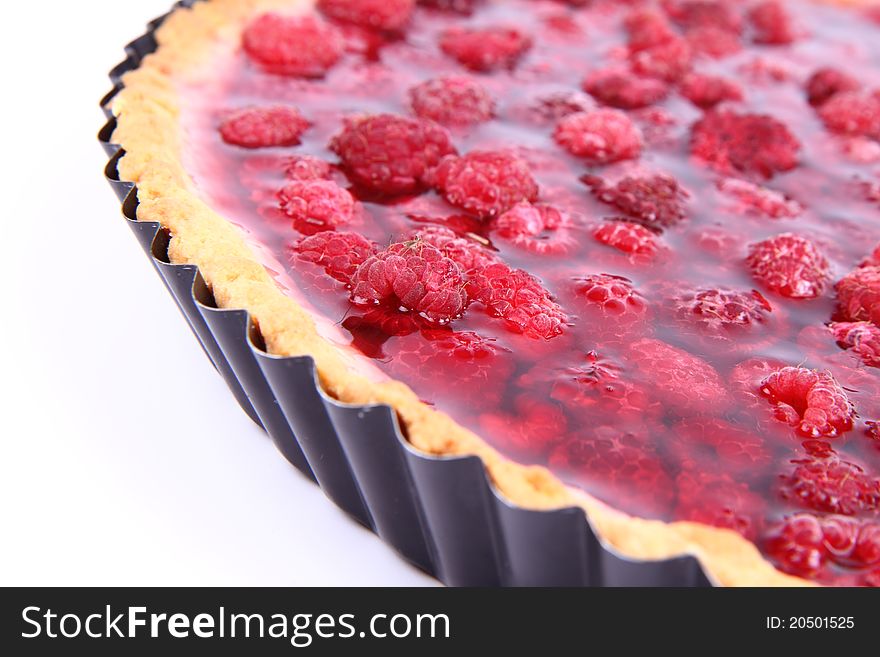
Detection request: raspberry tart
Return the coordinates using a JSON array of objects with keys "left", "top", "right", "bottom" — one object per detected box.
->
[{"left": 108, "top": 0, "right": 880, "bottom": 586}]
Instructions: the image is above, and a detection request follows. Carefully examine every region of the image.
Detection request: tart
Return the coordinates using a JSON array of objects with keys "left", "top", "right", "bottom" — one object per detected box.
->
[{"left": 108, "top": 0, "right": 880, "bottom": 586}]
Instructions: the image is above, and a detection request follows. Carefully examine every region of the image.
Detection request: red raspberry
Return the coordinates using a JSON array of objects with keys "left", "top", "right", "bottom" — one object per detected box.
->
[
  {"left": 317, "top": 0, "right": 414, "bottom": 32},
  {"left": 746, "top": 233, "right": 830, "bottom": 298},
  {"left": 219, "top": 106, "right": 310, "bottom": 149},
  {"left": 391, "top": 328, "right": 513, "bottom": 405},
  {"left": 575, "top": 274, "right": 649, "bottom": 338},
  {"left": 430, "top": 150, "right": 539, "bottom": 219},
  {"left": 853, "top": 522, "right": 880, "bottom": 567},
  {"left": 831, "top": 322, "right": 880, "bottom": 368},
  {"left": 529, "top": 91, "right": 594, "bottom": 123},
  {"left": 409, "top": 76, "right": 494, "bottom": 126},
  {"left": 410, "top": 225, "right": 497, "bottom": 272},
  {"left": 675, "top": 470, "right": 765, "bottom": 540},
  {"left": 669, "top": 287, "right": 773, "bottom": 343},
  {"left": 625, "top": 9, "right": 676, "bottom": 50},
  {"left": 525, "top": 352, "right": 661, "bottom": 424},
  {"left": 765, "top": 514, "right": 828, "bottom": 577},
  {"left": 862, "top": 244, "right": 880, "bottom": 268},
  {"left": 779, "top": 456, "right": 880, "bottom": 515},
  {"left": 760, "top": 367, "right": 853, "bottom": 438},
  {"left": 625, "top": 338, "right": 728, "bottom": 414},
  {"left": 679, "top": 73, "right": 743, "bottom": 109},
  {"left": 748, "top": 1, "right": 797, "bottom": 45},
  {"left": 685, "top": 26, "right": 742, "bottom": 58},
  {"left": 669, "top": 417, "right": 772, "bottom": 474},
  {"left": 283, "top": 155, "right": 333, "bottom": 181},
  {"left": 583, "top": 68, "right": 670, "bottom": 109},
  {"left": 467, "top": 263, "right": 566, "bottom": 339},
  {"left": 691, "top": 110, "right": 800, "bottom": 178},
  {"left": 292, "top": 230, "right": 377, "bottom": 282},
  {"left": 663, "top": 0, "right": 744, "bottom": 33},
  {"left": 818, "top": 90, "right": 880, "bottom": 139},
  {"left": 350, "top": 240, "right": 468, "bottom": 323},
  {"left": 629, "top": 36, "right": 692, "bottom": 82},
  {"left": 836, "top": 266, "right": 880, "bottom": 324},
  {"left": 330, "top": 114, "right": 456, "bottom": 195},
  {"left": 805, "top": 67, "right": 860, "bottom": 107},
  {"left": 278, "top": 180, "right": 357, "bottom": 235},
  {"left": 592, "top": 221, "right": 659, "bottom": 257},
  {"left": 548, "top": 427, "right": 675, "bottom": 518},
  {"left": 481, "top": 395, "right": 567, "bottom": 457},
  {"left": 717, "top": 178, "right": 802, "bottom": 218},
  {"left": 491, "top": 203, "right": 575, "bottom": 255},
  {"left": 585, "top": 174, "right": 688, "bottom": 232},
  {"left": 553, "top": 109, "right": 642, "bottom": 164},
  {"left": 438, "top": 26, "right": 532, "bottom": 72},
  {"left": 242, "top": 14, "right": 343, "bottom": 78}
]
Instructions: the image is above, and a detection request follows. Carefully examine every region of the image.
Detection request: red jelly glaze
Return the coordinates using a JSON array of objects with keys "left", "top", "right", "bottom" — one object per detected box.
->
[{"left": 181, "top": 0, "right": 880, "bottom": 585}]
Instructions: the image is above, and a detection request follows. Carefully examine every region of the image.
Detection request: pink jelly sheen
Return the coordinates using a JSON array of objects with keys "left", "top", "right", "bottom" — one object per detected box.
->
[{"left": 180, "top": 0, "right": 880, "bottom": 586}]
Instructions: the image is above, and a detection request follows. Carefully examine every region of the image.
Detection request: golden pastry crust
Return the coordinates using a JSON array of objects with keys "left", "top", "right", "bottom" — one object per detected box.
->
[{"left": 109, "top": 0, "right": 841, "bottom": 587}]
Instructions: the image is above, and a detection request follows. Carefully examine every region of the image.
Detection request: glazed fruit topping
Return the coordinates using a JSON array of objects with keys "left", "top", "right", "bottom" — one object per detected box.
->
[
  {"left": 192, "top": 0, "right": 880, "bottom": 587},
  {"left": 331, "top": 114, "right": 456, "bottom": 195},
  {"left": 242, "top": 14, "right": 343, "bottom": 78},
  {"left": 219, "top": 106, "right": 310, "bottom": 149},
  {"left": 746, "top": 234, "right": 830, "bottom": 299}
]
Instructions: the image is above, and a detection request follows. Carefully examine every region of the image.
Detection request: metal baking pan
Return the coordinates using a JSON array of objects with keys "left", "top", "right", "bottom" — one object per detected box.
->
[{"left": 98, "top": 0, "right": 712, "bottom": 587}]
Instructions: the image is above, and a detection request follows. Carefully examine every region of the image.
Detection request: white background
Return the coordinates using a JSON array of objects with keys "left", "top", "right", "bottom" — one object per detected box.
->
[{"left": 0, "top": 0, "right": 434, "bottom": 586}]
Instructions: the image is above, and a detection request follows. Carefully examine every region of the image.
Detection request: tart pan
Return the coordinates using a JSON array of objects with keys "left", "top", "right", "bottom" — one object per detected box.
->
[{"left": 98, "top": 0, "right": 713, "bottom": 587}]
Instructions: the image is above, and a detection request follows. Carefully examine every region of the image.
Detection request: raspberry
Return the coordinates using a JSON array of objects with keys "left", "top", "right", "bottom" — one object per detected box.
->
[
  {"left": 836, "top": 266, "right": 880, "bottom": 324},
  {"left": 525, "top": 352, "right": 661, "bottom": 423},
  {"left": 575, "top": 274, "right": 649, "bottom": 338},
  {"left": 717, "top": 178, "right": 802, "bottom": 218},
  {"left": 818, "top": 91, "right": 880, "bottom": 139},
  {"left": 805, "top": 67, "right": 860, "bottom": 107},
  {"left": 548, "top": 427, "right": 675, "bottom": 517},
  {"left": 629, "top": 37, "right": 692, "bottom": 82},
  {"left": 748, "top": 1, "right": 797, "bottom": 45},
  {"left": 317, "top": 0, "right": 414, "bottom": 32},
  {"left": 862, "top": 244, "right": 880, "bottom": 268},
  {"left": 349, "top": 240, "right": 468, "bottom": 323},
  {"left": 663, "top": 0, "right": 744, "bottom": 33},
  {"left": 679, "top": 73, "right": 743, "bottom": 109},
  {"left": 746, "top": 233, "right": 830, "bottom": 298},
  {"left": 242, "top": 14, "right": 343, "bottom": 78},
  {"left": 831, "top": 322, "right": 880, "bottom": 368},
  {"left": 283, "top": 155, "right": 333, "bottom": 181},
  {"left": 219, "top": 106, "right": 310, "bottom": 149},
  {"left": 669, "top": 417, "right": 772, "bottom": 474},
  {"left": 553, "top": 110, "right": 642, "bottom": 164},
  {"left": 430, "top": 150, "right": 539, "bottom": 219},
  {"left": 670, "top": 287, "right": 773, "bottom": 343},
  {"left": 438, "top": 26, "right": 532, "bottom": 72},
  {"left": 467, "top": 263, "right": 566, "bottom": 339},
  {"left": 674, "top": 470, "right": 765, "bottom": 540},
  {"left": 278, "top": 180, "right": 357, "bottom": 235},
  {"left": 765, "top": 514, "right": 828, "bottom": 577},
  {"left": 760, "top": 367, "right": 853, "bottom": 438},
  {"left": 854, "top": 522, "right": 880, "bottom": 566},
  {"left": 624, "top": 338, "right": 728, "bottom": 414},
  {"left": 685, "top": 26, "right": 742, "bottom": 58},
  {"left": 529, "top": 91, "right": 594, "bottom": 123},
  {"left": 691, "top": 110, "right": 800, "bottom": 178},
  {"left": 410, "top": 225, "right": 497, "bottom": 272},
  {"left": 330, "top": 114, "right": 456, "bottom": 195},
  {"left": 585, "top": 174, "right": 688, "bottom": 232},
  {"left": 409, "top": 76, "right": 494, "bottom": 126},
  {"left": 583, "top": 68, "right": 670, "bottom": 109},
  {"left": 592, "top": 221, "right": 659, "bottom": 257},
  {"left": 292, "top": 230, "right": 377, "bottom": 282},
  {"left": 481, "top": 395, "right": 567, "bottom": 457},
  {"left": 625, "top": 9, "right": 676, "bottom": 50},
  {"left": 491, "top": 203, "right": 576, "bottom": 255},
  {"left": 779, "top": 457, "right": 880, "bottom": 515}
]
